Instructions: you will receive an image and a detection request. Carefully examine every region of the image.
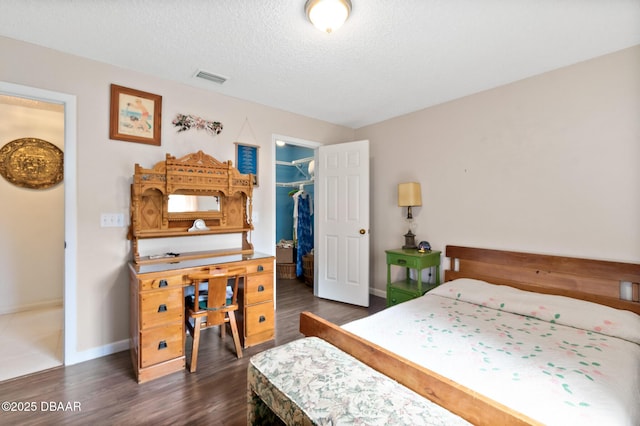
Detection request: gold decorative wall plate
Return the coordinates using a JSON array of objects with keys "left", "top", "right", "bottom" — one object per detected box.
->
[{"left": 0, "top": 138, "right": 64, "bottom": 189}]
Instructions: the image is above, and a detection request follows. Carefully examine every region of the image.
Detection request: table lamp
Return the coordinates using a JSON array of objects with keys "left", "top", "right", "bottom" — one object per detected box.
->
[{"left": 398, "top": 182, "right": 422, "bottom": 249}]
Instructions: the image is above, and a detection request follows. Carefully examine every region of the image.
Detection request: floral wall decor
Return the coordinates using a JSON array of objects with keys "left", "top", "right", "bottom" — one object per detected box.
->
[{"left": 172, "top": 114, "right": 223, "bottom": 136}]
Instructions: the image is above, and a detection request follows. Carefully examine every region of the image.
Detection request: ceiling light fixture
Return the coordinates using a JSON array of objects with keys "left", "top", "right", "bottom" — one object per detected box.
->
[{"left": 305, "top": 0, "right": 352, "bottom": 33}]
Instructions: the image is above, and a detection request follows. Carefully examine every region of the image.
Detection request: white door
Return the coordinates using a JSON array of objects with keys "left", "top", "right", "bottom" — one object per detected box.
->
[{"left": 316, "top": 140, "right": 370, "bottom": 306}]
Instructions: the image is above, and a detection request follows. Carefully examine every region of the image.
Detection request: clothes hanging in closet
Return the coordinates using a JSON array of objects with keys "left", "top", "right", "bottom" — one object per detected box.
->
[{"left": 293, "top": 188, "right": 313, "bottom": 277}]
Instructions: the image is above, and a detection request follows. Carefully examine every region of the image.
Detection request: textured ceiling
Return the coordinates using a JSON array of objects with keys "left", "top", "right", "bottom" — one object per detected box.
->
[{"left": 1, "top": 0, "right": 639, "bottom": 129}]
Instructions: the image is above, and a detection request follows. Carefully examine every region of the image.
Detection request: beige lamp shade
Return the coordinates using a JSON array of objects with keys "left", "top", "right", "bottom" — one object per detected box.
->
[{"left": 398, "top": 182, "right": 422, "bottom": 207}]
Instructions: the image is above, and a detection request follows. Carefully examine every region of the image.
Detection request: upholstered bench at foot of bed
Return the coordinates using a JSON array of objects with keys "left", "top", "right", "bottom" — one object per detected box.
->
[{"left": 247, "top": 336, "right": 470, "bottom": 426}]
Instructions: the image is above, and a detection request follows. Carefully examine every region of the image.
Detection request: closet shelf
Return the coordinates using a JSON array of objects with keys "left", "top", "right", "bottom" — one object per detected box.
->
[
  {"left": 276, "top": 157, "right": 314, "bottom": 181},
  {"left": 275, "top": 157, "right": 314, "bottom": 166},
  {"left": 276, "top": 179, "right": 314, "bottom": 187}
]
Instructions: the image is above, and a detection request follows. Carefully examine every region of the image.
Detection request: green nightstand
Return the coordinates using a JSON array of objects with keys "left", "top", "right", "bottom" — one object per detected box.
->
[{"left": 386, "top": 249, "right": 441, "bottom": 307}]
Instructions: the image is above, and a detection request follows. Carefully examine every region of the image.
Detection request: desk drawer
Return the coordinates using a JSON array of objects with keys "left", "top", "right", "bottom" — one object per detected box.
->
[
  {"left": 386, "top": 252, "right": 420, "bottom": 269},
  {"left": 245, "top": 301, "right": 274, "bottom": 337},
  {"left": 140, "top": 323, "right": 184, "bottom": 368},
  {"left": 242, "top": 259, "right": 274, "bottom": 274},
  {"left": 245, "top": 272, "right": 273, "bottom": 305},
  {"left": 140, "top": 274, "right": 185, "bottom": 291},
  {"left": 140, "top": 288, "right": 184, "bottom": 329}
]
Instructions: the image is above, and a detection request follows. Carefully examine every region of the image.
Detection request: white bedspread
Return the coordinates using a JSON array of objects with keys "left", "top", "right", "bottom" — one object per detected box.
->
[{"left": 343, "top": 279, "right": 640, "bottom": 426}]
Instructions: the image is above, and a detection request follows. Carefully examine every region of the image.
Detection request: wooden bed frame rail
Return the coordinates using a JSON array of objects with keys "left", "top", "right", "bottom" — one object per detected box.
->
[
  {"left": 299, "top": 245, "right": 640, "bottom": 425},
  {"left": 299, "top": 311, "right": 539, "bottom": 425}
]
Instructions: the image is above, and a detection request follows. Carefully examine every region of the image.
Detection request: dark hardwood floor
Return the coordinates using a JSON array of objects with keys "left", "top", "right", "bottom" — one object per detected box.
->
[{"left": 0, "top": 278, "right": 385, "bottom": 425}]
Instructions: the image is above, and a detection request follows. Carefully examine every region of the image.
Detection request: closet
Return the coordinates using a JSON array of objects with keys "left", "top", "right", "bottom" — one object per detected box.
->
[{"left": 275, "top": 143, "right": 314, "bottom": 284}]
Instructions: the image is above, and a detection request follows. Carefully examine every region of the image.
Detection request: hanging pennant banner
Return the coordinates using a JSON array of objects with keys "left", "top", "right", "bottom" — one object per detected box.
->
[{"left": 235, "top": 142, "right": 259, "bottom": 187}]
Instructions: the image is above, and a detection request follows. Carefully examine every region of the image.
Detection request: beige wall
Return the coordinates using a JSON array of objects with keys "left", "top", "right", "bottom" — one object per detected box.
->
[
  {"left": 356, "top": 45, "right": 640, "bottom": 293},
  {"left": 0, "top": 36, "right": 355, "bottom": 357},
  {"left": 2, "top": 34, "right": 638, "bottom": 359}
]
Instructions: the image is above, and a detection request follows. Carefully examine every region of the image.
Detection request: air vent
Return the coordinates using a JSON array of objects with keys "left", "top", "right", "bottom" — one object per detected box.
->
[{"left": 194, "top": 70, "right": 227, "bottom": 85}]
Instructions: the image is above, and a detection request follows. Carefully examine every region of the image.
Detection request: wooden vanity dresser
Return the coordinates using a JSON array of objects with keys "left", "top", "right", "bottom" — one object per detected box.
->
[{"left": 127, "top": 151, "right": 275, "bottom": 383}]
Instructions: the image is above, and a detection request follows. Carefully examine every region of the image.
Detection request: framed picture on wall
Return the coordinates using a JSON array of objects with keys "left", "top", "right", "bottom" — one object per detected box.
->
[
  {"left": 109, "top": 84, "right": 162, "bottom": 146},
  {"left": 235, "top": 142, "right": 259, "bottom": 187}
]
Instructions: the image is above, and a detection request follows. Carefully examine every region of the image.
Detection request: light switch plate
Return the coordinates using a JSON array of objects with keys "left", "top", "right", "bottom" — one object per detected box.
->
[{"left": 101, "top": 213, "right": 124, "bottom": 227}]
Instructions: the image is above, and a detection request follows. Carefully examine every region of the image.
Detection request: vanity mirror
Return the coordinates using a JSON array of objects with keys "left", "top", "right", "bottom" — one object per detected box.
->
[
  {"left": 168, "top": 194, "right": 220, "bottom": 213},
  {"left": 129, "top": 150, "right": 254, "bottom": 263}
]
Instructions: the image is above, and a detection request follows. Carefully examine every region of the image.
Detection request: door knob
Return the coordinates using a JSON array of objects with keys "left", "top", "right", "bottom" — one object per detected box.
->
[{"left": 359, "top": 229, "right": 366, "bottom": 235}]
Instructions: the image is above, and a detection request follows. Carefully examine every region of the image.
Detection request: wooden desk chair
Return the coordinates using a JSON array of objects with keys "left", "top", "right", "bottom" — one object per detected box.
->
[{"left": 185, "top": 267, "right": 245, "bottom": 372}]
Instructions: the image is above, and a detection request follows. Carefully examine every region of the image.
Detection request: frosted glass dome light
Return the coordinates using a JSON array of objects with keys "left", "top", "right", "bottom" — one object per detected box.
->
[{"left": 305, "top": 0, "right": 352, "bottom": 33}]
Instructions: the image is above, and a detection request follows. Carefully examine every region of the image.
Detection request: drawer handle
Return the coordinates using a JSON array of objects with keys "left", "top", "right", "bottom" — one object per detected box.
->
[
  {"left": 157, "top": 304, "right": 167, "bottom": 313},
  {"left": 259, "top": 315, "right": 266, "bottom": 323},
  {"left": 158, "top": 340, "right": 168, "bottom": 350},
  {"left": 158, "top": 279, "right": 168, "bottom": 287},
  {"left": 257, "top": 265, "right": 264, "bottom": 272},
  {"left": 257, "top": 285, "right": 265, "bottom": 292},
  {"left": 397, "top": 259, "right": 407, "bottom": 265}
]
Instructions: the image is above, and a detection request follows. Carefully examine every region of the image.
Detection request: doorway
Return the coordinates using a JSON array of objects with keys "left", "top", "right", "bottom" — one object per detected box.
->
[
  {"left": 0, "top": 94, "right": 64, "bottom": 380},
  {"left": 272, "top": 136, "right": 371, "bottom": 307},
  {"left": 273, "top": 135, "right": 320, "bottom": 288},
  {"left": 0, "top": 81, "right": 78, "bottom": 376}
]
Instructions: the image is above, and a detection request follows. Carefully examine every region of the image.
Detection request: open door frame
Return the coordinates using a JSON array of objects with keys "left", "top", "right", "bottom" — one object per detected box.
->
[
  {"left": 272, "top": 135, "right": 371, "bottom": 307},
  {"left": 272, "top": 134, "right": 322, "bottom": 305},
  {"left": 0, "top": 81, "right": 79, "bottom": 365}
]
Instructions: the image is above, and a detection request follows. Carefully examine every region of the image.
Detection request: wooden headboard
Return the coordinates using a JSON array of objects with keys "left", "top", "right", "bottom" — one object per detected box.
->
[{"left": 444, "top": 245, "right": 640, "bottom": 314}]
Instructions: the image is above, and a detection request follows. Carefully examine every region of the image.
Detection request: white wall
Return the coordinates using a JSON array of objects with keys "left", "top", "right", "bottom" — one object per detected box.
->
[
  {"left": 0, "top": 36, "right": 355, "bottom": 357},
  {"left": 356, "top": 45, "right": 640, "bottom": 293},
  {"left": 0, "top": 102, "right": 64, "bottom": 313}
]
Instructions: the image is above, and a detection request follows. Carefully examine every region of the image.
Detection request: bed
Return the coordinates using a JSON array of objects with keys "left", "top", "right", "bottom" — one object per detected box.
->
[{"left": 297, "top": 245, "right": 640, "bottom": 425}]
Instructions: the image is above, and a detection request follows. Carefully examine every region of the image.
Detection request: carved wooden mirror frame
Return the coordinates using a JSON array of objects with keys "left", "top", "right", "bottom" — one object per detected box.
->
[{"left": 129, "top": 150, "right": 254, "bottom": 264}]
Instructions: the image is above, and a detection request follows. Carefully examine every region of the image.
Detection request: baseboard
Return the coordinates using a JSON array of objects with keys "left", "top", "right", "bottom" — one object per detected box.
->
[
  {"left": 370, "top": 287, "right": 386, "bottom": 299},
  {"left": 0, "top": 299, "right": 63, "bottom": 316},
  {"left": 67, "top": 289, "right": 388, "bottom": 365},
  {"left": 65, "top": 338, "right": 130, "bottom": 366}
]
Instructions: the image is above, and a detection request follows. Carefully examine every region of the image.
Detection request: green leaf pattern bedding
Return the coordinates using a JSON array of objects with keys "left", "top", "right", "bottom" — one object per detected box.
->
[{"left": 342, "top": 278, "right": 640, "bottom": 426}]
